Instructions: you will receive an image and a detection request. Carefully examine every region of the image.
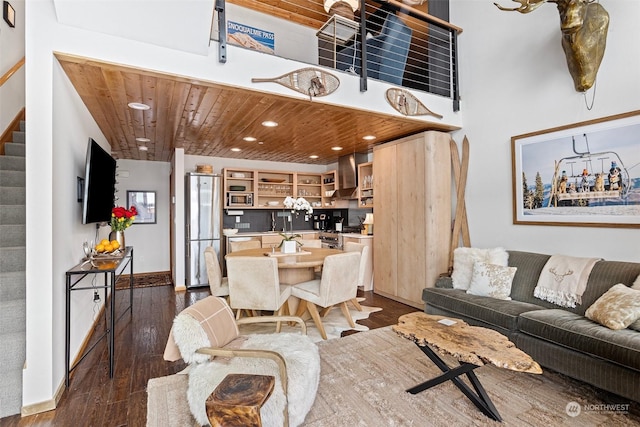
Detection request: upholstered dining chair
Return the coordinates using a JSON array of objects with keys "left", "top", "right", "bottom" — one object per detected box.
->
[
  {"left": 343, "top": 242, "right": 372, "bottom": 311},
  {"left": 229, "top": 239, "right": 261, "bottom": 252},
  {"left": 164, "top": 296, "right": 319, "bottom": 427},
  {"left": 291, "top": 252, "right": 361, "bottom": 340},
  {"left": 226, "top": 256, "right": 292, "bottom": 330},
  {"left": 204, "top": 246, "right": 229, "bottom": 298}
]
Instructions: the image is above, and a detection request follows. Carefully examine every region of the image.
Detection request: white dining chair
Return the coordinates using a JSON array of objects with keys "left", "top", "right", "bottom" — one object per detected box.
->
[
  {"left": 204, "top": 247, "right": 229, "bottom": 298},
  {"left": 291, "top": 252, "right": 361, "bottom": 340},
  {"left": 343, "top": 241, "right": 372, "bottom": 311},
  {"left": 226, "top": 256, "right": 292, "bottom": 331}
]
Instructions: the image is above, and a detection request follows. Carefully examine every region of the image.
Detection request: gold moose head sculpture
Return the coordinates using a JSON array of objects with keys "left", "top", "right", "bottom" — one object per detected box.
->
[{"left": 495, "top": 0, "right": 609, "bottom": 92}]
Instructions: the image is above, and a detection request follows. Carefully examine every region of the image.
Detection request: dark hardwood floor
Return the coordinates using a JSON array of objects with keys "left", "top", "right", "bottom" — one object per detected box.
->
[{"left": 0, "top": 285, "right": 417, "bottom": 426}]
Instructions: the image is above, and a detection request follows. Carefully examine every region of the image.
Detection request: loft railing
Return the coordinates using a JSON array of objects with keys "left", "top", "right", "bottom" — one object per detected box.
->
[{"left": 213, "top": 1, "right": 461, "bottom": 111}]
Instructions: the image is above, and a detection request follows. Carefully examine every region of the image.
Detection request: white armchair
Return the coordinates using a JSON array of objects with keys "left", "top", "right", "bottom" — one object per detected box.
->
[{"left": 164, "top": 296, "right": 319, "bottom": 427}]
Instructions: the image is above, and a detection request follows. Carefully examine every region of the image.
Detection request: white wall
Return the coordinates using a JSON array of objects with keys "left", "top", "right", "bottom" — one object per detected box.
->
[
  {"left": 451, "top": 0, "right": 640, "bottom": 262},
  {"left": 0, "top": 0, "right": 24, "bottom": 132},
  {"left": 116, "top": 159, "right": 171, "bottom": 273}
]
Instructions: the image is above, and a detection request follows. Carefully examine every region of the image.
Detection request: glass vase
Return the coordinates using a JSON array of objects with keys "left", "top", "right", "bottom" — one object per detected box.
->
[{"left": 109, "top": 230, "right": 125, "bottom": 250}]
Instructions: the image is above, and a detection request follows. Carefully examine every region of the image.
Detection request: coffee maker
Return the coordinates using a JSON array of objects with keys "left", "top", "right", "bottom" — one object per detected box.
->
[{"left": 315, "top": 213, "right": 328, "bottom": 231}]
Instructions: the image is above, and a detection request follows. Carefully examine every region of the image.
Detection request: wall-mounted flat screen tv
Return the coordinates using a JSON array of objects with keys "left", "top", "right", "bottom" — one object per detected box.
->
[{"left": 82, "top": 138, "right": 116, "bottom": 224}]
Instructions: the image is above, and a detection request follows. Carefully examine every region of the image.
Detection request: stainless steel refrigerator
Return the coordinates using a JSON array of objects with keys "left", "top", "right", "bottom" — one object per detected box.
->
[{"left": 185, "top": 173, "right": 223, "bottom": 288}]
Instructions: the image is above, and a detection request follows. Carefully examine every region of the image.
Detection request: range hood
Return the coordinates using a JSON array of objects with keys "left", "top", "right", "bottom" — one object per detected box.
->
[{"left": 332, "top": 153, "right": 368, "bottom": 199}]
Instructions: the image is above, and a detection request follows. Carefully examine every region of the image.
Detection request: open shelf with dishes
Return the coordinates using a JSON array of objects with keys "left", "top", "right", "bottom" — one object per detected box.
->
[
  {"left": 295, "top": 173, "right": 322, "bottom": 208},
  {"left": 358, "top": 162, "right": 374, "bottom": 208},
  {"left": 256, "top": 171, "right": 294, "bottom": 208},
  {"left": 321, "top": 170, "right": 338, "bottom": 208}
]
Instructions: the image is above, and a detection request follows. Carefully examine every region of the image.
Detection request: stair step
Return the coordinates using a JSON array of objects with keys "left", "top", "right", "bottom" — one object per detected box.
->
[
  {"left": 0, "top": 205, "right": 25, "bottom": 225},
  {"left": 0, "top": 271, "right": 26, "bottom": 301},
  {"left": 12, "top": 131, "right": 25, "bottom": 144},
  {"left": 0, "top": 300, "right": 26, "bottom": 334},
  {"left": 0, "top": 187, "right": 25, "bottom": 205},
  {"left": 4, "top": 143, "right": 25, "bottom": 157},
  {"left": 0, "top": 333, "right": 25, "bottom": 418},
  {"left": 19, "top": 120, "right": 25, "bottom": 132},
  {"left": 0, "top": 368, "right": 24, "bottom": 416},
  {"left": 0, "top": 225, "right": 25, "bottom": 247},
  {"left": 0, "top": 155, "right": 25, "bottom": 171},
  {"left": 0, "top": 247, "right": 26, "bottom": 273},
  {"left": 0, "top": 170, "right": 25, "bottom": 187}
]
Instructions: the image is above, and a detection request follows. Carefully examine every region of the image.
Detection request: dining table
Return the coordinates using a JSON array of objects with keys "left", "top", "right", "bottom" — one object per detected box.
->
[{"left": 225, "top": 247, "right": 343, "bottom": 285}]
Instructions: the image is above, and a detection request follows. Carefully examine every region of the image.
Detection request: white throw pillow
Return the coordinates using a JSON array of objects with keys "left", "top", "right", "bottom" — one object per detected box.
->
[
  {"left": 451, "top": 247, "right": 509, "bottom": 290},
  {"left": 466, "top": 261, "right": 517, "bottom": 300},
  {"left": 585, "top": 284, "right": 640, "bottom": 330}
]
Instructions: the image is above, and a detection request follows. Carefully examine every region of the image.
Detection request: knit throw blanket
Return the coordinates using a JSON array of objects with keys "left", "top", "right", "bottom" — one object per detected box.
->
[{"left": 534, "top": 255, "right": 601, "bottom": 308}]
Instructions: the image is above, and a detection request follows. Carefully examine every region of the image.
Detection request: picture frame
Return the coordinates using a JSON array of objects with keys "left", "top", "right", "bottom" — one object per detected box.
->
[
  {"left": 127, "top": 190, "right": 156, "bottom": 224},
  {"left": 3, "top": 1, "right": 14, "bottom": 28},
  {"left": 511, "top": 110, "right": 640, "bottom": 228}
]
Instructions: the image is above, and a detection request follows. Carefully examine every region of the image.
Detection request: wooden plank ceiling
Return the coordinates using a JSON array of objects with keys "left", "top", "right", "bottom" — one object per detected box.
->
[{"left": 55, "top": 1, "right": 456, "bottom": 165}]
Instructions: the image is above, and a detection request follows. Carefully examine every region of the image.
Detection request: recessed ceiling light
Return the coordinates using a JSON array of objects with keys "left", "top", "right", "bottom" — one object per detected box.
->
[
  {"left": 261, "top": 120, "right": 278, "bottom": 127},
  {"left": 363, "top": 135, "right": 376, "bottom": 141},
  {"left": 128, "top": 102, "right": 150, "bottom": 110},
  {"left": 309, "top": 155, "right": 319, "bottom": 159},
  {"left": 138, "top": 146, "right": 148, "bottom": 151},
  {"left": 258, "top": 141, "right": 264, "bottom": 145},
  {"left": 231, "top": 148, "right": 242, "bottom": 152},
  {"left": 243, "top": 136, "right": 257, "bottom": 142},
  {"left": 136, "top": 137, "right": 151, "bottom": 143},
  {"left": 331, "top": 146, "right": 343, "bottom": 151}
]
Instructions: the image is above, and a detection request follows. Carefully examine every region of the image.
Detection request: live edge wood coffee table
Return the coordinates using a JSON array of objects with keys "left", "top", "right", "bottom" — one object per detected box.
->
[{"left": 393, "top": 312, "right": 542, "bottom": 422}]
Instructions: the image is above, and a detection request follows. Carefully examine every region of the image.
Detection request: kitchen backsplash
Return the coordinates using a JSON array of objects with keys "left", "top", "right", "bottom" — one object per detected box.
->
[{"left": 222, "top": 208, "right": 372, "bottom": 233}]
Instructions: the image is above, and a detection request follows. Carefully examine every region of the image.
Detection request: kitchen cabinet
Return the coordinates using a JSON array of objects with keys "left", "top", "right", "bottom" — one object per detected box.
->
[
  {"left": 223, "top": 169, "right": 255, "bottom": 207},
  {"left": 373, "top": 131, "right": 451, "bottom": 308},
  {"left": 223, "top": 168, "right": 324, "bottom": 209},
  {"left": 341, "top": 234, "right": 374, "bottom": 291},
  {"left": 357, "top": 161, "right": 374, "bottom": 207},
  {"left": 321, "top": 170, "right": 338, "bottom": 208}
]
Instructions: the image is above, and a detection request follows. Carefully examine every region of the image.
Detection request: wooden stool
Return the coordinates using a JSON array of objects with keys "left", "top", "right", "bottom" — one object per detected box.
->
[{"left": 206, "top": 373, "right": 276, "bottom": 427}]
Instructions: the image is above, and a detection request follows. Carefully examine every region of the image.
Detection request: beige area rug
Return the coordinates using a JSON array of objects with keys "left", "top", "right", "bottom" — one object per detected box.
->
[
  {"left": 147, "top": 327, "right": 640, "bottom": 426},
  {"left": 115, "top": 271, "right": 173, "bottom": 289}
]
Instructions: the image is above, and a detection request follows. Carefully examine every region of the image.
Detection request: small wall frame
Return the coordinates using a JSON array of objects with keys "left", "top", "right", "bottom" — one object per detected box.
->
[{"left": 127, "top": 190, "right": 156, "bottom": 224}]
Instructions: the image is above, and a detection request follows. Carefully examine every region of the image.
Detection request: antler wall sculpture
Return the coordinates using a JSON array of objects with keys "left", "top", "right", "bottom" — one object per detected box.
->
[{"left": 495, "top": 0, "right": 609, "bottom": 92}]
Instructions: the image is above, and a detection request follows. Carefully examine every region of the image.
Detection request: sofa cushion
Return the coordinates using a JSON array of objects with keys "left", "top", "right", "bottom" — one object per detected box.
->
[
  {"left": 423, "top": 288, "right": 545, "bottom": 332},
  {"left": 585, "top": 284, "right": 640, "bottom": 330},
  {"left": 467, "top": 261, "right": 516, "bottom": 300},
  {"left": 518, "top": 309, "right": 640, "bottom": 372},
  {"left": 451, "top": 247, "right": 508, "bottom": 290}
]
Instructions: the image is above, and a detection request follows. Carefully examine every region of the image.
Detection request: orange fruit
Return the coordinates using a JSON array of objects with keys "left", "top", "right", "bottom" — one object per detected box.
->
[
  {"left": 100, "top": 239, "right": 110, "bottom": 246},
  {"left": 104, "top": 244, "right": 114, "bottom": 253},
  {"left": 95, "top": 244, "right": 105, "bottom": 253},
  {"left": 110, "top": 240, "right": 120, "bottom": 249}
]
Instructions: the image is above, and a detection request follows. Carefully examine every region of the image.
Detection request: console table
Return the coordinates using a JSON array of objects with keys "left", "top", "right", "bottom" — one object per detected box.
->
[{"left": 65, "top": 246, "right": 134, "bottom": 387}]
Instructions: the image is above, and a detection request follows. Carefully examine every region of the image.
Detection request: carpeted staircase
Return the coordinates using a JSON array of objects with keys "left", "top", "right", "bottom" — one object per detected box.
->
[{"left": 0, "top": 120, "right": 26, "bottom": 418}]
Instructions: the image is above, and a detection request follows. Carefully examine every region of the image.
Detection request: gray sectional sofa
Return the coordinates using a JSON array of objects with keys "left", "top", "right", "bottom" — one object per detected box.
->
[{"left": 422, "top": 250, "right": 640, "bottom": 403}]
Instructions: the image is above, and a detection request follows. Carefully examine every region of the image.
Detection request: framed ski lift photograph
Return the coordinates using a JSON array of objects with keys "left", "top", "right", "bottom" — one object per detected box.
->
[{"left": 511, "top": 110, "right": 640, "bottom": 228}]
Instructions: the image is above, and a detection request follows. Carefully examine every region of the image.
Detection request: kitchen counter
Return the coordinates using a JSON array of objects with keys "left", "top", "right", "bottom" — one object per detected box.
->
[{"left": 340, "top": 233, "right": 373, "bottom": 239}]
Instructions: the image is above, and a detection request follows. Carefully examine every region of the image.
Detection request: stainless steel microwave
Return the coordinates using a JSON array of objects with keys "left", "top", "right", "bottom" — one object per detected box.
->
[{"left": 227, "top": 192, "right": 253, "bottom": 206}]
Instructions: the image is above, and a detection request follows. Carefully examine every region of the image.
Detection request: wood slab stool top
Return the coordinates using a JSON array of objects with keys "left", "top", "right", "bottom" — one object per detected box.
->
[{"left": 206, "top": 373, "right": 276, "bottom": 427}]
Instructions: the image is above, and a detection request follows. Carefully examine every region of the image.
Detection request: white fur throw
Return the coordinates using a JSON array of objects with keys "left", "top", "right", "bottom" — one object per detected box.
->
[
  {"left": 187, "top": 333, "right": 320, "bottom": 427},
  {"left": 451, "top": 247, "right": 509, "bottom": 290}
]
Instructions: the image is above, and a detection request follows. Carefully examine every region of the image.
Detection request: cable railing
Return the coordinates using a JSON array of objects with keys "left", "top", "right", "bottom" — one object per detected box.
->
[{"left": 214, "top": 1, "right": 461, "bottom": 110}]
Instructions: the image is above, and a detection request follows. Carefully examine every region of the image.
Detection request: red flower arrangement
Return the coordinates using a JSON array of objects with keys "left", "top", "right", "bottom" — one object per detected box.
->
[{"left": 110, "top": 206, "right": 137, "bottom": 232}]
